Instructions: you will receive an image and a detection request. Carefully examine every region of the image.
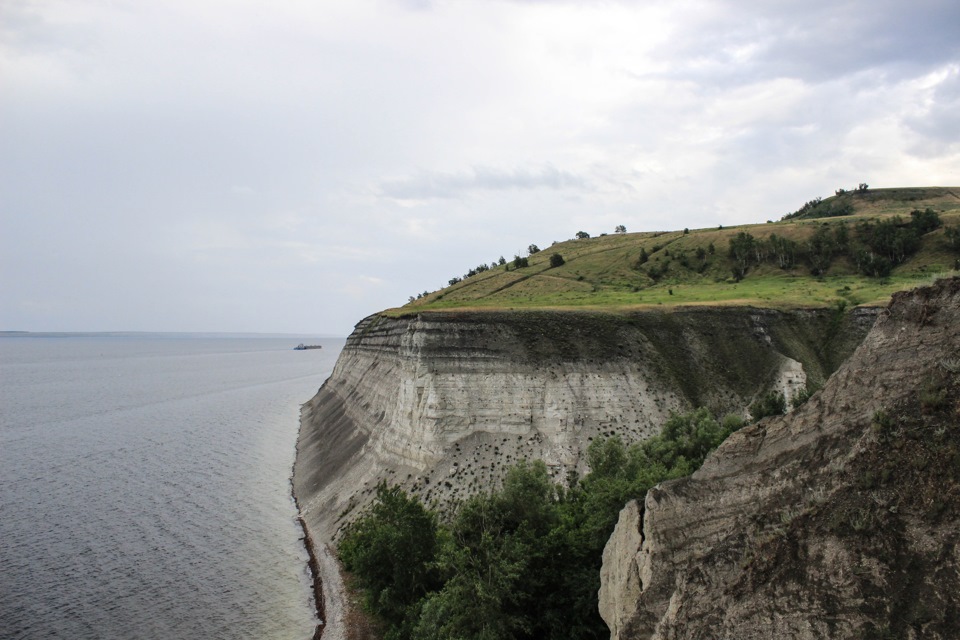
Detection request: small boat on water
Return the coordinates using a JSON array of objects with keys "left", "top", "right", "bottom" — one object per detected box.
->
[{"left": 294, "top": 343, "right": 322, "bottom": 351}]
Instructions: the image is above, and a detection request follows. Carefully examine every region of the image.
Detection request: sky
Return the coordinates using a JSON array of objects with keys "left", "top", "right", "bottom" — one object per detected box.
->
[{"left": 2, "top": 0, "right": 958, "bottom": 335}]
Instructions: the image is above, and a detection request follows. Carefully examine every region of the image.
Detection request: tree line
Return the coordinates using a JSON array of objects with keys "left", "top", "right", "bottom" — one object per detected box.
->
[{"left": 729, "top": 208, "right": 951, "bottom": 281}]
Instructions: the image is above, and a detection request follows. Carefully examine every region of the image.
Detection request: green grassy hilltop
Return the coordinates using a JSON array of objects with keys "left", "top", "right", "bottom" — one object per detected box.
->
[{"left": 394, "top": 187, "right": 960, "bottom": 314}]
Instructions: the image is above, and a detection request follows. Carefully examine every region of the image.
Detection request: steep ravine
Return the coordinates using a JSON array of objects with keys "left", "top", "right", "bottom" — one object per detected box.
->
[
  {"left": 293, "top": 306, "right": 874, "bottom": 549},
  {"left": 600, "top": 277, "right": 960, "bottom": 639}
]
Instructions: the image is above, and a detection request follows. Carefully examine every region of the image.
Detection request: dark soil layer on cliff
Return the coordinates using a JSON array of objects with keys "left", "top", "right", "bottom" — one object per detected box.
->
[{"left": 371, "top": 305, "right": 874, "bottom": 408}]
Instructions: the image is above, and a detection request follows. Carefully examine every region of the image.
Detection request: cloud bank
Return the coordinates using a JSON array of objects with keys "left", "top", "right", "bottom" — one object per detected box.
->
[{"left": 1, "top": 0, "right": 958, "bottom": 333}]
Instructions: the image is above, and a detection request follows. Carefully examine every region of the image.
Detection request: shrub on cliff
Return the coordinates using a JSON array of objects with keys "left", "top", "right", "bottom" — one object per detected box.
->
[
  {"left": 946, "top": 226, "right": 960, "bottom": 253},
  {"left": 749, "top": 391, "right": 787, "bottom": 421},
  {"left": 339, "top": 483, "right": 441, "bottom": 629},
  {"left": 910, "top": 208, "right": 942, "bottom": 235}
]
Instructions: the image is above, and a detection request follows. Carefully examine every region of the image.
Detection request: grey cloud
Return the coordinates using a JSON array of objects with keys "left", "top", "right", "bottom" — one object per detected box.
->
[
  {"left": 378, "top": 165, "right": 588, "bottom": 200},
  {"left": 905, "top": 69, "right": 960, "bottom": 156},
  {"left": 392, "top": 0, "right": 434, "bottom": 10},
  {"left": 3, "top": 0, "right": 958, "bottom": 334},
  {"left": 655, "top": 0, "right": 960, "bottom": 85},
  {"left": 0, "top": 3, "right": 82, "bottom": 55}
]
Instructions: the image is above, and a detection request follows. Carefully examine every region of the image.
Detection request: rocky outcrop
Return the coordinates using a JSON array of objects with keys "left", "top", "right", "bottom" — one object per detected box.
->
[
  {"left": 600, "top": 277, "right": 960, "bottom": 639},
  {"left": 600, "top": 500, "right": 646, "bottom": 640},
  {"left": 294, "top": 306, "right": 874, "bottom": 542}
]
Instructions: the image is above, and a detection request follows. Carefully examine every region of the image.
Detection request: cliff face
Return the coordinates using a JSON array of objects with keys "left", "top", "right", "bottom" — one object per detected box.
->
[
  {"left": 294, "top": 306, "right": 874, "bottom": 541},
  {"left": 600, "top": 277, "right": 960, "bottom": 639}
]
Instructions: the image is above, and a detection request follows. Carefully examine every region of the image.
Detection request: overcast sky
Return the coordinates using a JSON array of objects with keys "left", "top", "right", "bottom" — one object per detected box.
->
[{"left": 2, "top": 0, "right": 958, "bottom": 335}]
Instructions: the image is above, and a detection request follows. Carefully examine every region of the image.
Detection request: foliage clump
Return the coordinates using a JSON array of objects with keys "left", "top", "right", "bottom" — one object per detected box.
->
[
  {"left": 339, "top": 408, "right": 744, "bottom": 640},
  {"left": 782, "top": 184, "right": 867, "bottom": 221},
  {"left": 782, "top": 196, "right": 854, "bottom": 221},
  {"left": 945, "top": 226, "right": 960, "bottom": 253},
  {"left": 729, "top": 231, "right": 756, "bottom": 281},
  {"left": 339, "top": 484, "right": 441, "bottom": 633},
  {"left": 790, "top": 384, "right": 819, "bottom": 409},
  {"left": 723, "top": 209, "right": 944, "bottom": 283},
  {"left": 749, "top": 391, "right": 786, "bottom": 421},
  {"left": 633, "top": 247, "right": 649, "bottom": 269}
]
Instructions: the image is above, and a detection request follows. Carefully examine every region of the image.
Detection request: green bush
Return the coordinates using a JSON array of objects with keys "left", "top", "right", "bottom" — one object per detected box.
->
[
  {"left": 339, "top": 483, "right": 441, "bottom": 628},
  {"left": 749, "top": 391, "right": 786, "bottom": 421},
  {"left": 729, "top": 231, "right": 756, "bottom": 281},
  {"left": 910, "top": 208, "right": 942, "bottom": 235},
  {"left": 945, "top": 226, "right": 960, "bottom": 253},
  {"left": 790, "top": 385, "right": 818, "bottom": 409}
]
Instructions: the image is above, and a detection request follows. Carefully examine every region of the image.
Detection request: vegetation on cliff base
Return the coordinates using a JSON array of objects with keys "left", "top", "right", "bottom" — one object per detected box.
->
[{"left": 339, "top": 408, "right": 745, "bottom": 640}]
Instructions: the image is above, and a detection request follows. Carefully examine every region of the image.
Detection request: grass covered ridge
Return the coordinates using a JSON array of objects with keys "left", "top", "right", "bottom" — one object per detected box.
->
[{"left": 392, "top": 187, "right": 960, "bottom": 314}]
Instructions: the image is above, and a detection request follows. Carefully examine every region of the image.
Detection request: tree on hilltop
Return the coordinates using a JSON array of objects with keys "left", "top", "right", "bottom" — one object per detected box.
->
[{"left": 728, "top": 231, "right": 756, "bottom": 281}]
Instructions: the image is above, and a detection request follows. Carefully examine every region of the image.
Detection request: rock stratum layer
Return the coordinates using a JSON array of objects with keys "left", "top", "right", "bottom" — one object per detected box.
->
[
  {"left": 294, "top": 306, "right": 874, "bottom": 542},
  {"left": 600, "top": 277, "right": 960, "bottom": 639}
]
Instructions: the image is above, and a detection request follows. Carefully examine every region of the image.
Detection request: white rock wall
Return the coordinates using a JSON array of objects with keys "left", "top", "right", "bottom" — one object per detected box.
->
[{"left": 295, "top": 307, "right": 875, "bottom": 541}]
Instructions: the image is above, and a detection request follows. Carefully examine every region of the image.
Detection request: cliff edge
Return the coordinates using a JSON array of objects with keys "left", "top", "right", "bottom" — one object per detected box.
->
[
  {"left": 294, "top": 306, "right": 874, "bottom": 544},
  {"left": 600, "top": 277, "right": 960, "bottom": 639}
]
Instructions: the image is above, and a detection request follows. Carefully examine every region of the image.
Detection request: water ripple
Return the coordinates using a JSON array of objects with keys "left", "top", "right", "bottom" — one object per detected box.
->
[{"left": 0, "top": 336, "right": 343, "bottom": 640}]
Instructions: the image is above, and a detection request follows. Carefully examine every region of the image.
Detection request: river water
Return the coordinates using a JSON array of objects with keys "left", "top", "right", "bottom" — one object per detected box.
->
[{"left": 0, "top": 334, "right": 343, "bottom": 639}]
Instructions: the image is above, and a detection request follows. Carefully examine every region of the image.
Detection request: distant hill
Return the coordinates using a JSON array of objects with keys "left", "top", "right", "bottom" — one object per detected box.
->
[{"left": 395, "top": 186, "right": 960, "bottom": 313}]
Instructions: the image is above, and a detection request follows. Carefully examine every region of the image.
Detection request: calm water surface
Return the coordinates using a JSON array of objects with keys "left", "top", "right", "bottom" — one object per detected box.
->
[{"left": 0, "top": 334, "right": 344, "bottom": 639}]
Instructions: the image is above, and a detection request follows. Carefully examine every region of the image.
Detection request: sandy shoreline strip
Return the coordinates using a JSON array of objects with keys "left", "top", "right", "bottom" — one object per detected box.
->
[
  {"left": 315, "top": 541, "right": 348, "bottom": 640},
  {"left": 296, "top": 513, "right": 327, "bottom": 640},
  {"left": 295, "top": 500, "right": 348, "bottom": 640}
]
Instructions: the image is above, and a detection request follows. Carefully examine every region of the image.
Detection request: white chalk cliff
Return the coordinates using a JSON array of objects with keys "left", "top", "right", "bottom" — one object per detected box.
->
[{"left": 294, "top": 307, "right": 874, "bottom": 543}]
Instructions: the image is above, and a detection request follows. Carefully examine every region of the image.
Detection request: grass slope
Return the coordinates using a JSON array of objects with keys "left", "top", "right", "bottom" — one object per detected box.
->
[{"left": 391, "top": 187, "right": 960, "bottom": 315}]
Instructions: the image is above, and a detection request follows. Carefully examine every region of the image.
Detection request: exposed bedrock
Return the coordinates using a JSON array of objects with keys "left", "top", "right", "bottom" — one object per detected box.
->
[
  {"left": 600, "top": 277, "right": 960, "bottom": 639},
  {"left": 294, "top": 306, "right": 875, "bottom": 542}
]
